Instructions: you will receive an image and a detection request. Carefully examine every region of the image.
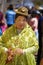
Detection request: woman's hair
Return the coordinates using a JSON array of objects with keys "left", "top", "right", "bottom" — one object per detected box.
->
[
  {"left": 0, "top": 12, "right": 5, "bottom": 25},
  {"left": 15, "top": 14, "right": 28, "bottom": 21},
  {"left": 7, "top": 4, "right": 13, "bottom": 10},
  {"left": 0, "top": 11, "right": 3, "bottom": 21}
]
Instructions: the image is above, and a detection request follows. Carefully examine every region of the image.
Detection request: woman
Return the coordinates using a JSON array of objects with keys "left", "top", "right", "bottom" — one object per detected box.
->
[
  {"left": 0, "top": 11, "right": 7, "bottom": 36},
  {"left": 0, "top": 7, "right": 39, "bottom": 65}
]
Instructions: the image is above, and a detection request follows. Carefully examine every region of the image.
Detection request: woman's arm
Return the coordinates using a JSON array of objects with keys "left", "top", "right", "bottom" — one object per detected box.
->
[{"left": 21, "top": 25, "right": 39, "bottom": 54}]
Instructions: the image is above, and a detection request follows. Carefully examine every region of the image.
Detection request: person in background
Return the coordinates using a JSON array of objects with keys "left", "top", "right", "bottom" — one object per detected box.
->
[
  {"left": 37, "top": 13, "right": 43, "bottom": 65},
  {"left": 29, "top": 11, "right": 39, "bottom": 40},
  {"left": 0, "top": 11, "right": 7, "bottom": 36},
  {"left": 30, "top": 7, "right": 36, "bottom": 14},
  {"left": 5, "top": 4, "right": 16, "bottom": 27}
]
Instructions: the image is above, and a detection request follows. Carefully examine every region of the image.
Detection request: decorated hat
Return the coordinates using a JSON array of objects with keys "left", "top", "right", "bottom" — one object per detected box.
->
[{"left": 15, "top": 7, "right": 30, "bottom": 16}]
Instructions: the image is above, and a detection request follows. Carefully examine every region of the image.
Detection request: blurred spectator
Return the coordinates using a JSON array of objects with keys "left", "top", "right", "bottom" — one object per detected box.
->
[
  {"left": 0, "top": 11, "right": 7, "bottom": 36},
  {"left": 37, "top": 13, "right": 43, "bottom": 65},
  {"left": 5, "top": 4, "right": 16, "bottom": 27},
  {"left": 29, "top": 11, "right": 39, "bottom": 40},
  {"left": 30, "top": 7, "right": 36, "bottom": 14}
]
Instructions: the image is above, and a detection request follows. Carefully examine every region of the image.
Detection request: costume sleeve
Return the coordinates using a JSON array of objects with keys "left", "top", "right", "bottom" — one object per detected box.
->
[
  {"left": 23, "top": 45, "right": 38, "bottom": 54},
  {"left": 21, "top": 25, "right": 39, "bottom": 54}
]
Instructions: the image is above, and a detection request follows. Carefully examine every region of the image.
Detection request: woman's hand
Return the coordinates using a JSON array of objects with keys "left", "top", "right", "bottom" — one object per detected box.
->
[
  {"left": 6, "top": 48, "right": 14, "bottom": 63},
  {"left": 6, "top": 48, "right": 23, "bottom": 63},
  {"left": 14, "top": 48, "right": 23, "bottom": 55}
]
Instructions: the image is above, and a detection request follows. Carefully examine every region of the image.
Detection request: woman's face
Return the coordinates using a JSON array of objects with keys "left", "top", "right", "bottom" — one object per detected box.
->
[{"left": 15, "top": 16, "right": 27, "bottom": 30}]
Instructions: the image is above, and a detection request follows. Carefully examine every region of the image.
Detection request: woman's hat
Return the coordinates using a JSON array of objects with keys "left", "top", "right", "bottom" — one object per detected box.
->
[{"left": 15, "top": 7, "right": 30, "bottom": 16}]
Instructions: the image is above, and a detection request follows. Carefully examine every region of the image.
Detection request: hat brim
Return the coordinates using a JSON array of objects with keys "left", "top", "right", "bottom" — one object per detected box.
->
[{"left": 15, "top": 10, "right": 30, "bottom": 16}]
